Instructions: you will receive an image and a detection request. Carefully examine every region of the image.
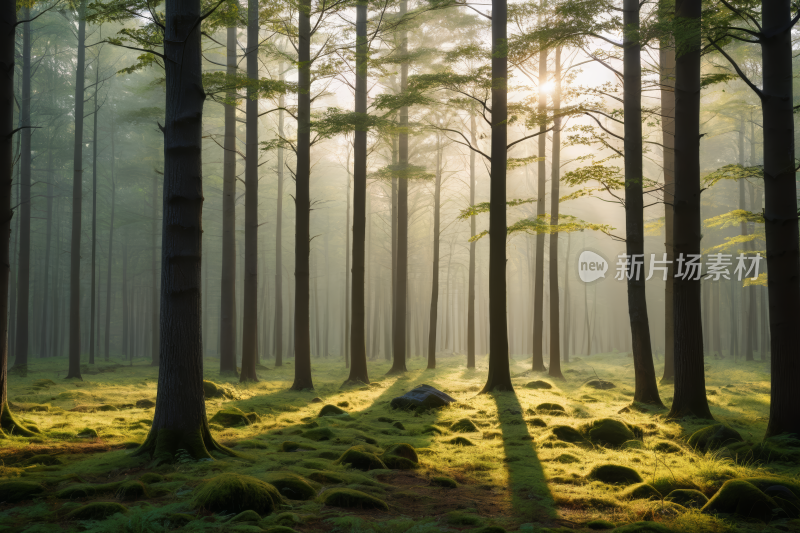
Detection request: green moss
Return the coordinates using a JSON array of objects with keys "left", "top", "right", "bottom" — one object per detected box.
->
[
  {"left": 664, "top": 489, "right": 708, "bottom": 508},
  {"left": 587, "top": 464, "right": 643, "bottom": 485},
  {"left": 450, "top": 418, "right": 479, "bottom": 433},
  {"left": 24, "top": 454, "right": 63, "bottom": 466},
  {"left": 620, "top": 483, "right": 661, "bottom": 500},
  {"left": 742, "top": 477, "right": 800, "bottom": 498},
  {"left": 528, "top": 418, "right": 547, "bottom": 428},
  {"left": 166, "top": 513, "right": 194, "bottom": 527},
  {"left": 192, "top": 473, "right": 284, "bottom": 515},
  {"left": 473, "top": 527, "right": 505, "bottom": 533},
  {"left": 582, "top": 418, "right": 636, "bottom": 447},
  {"left": 586, "top": 519, "right": 615, "bottom": 530},
  {"left": 203, "top": 380, "right": 228, "bottom": 399},
  {"left": 554, "top": 453, "right": 580, "bottom": 464},
  {"left": 652, "top": 441, "right": 682, "bottom": 454},
  {"left": 382, "top": 443, "right": 419, "bottom": 469},
  {"left": 229, "top": 510, "right": 262, "bottom": 522},
  {"left": 320, "top": 488, "right": 388, "bottom": 511},
  {"left": 280, "top": 440, "right": 314, "bottom": 452},
  {"left": 525, "top": 380, "right": 552, "bottom": 389},
  {"left": 444, "top": 511, "right": 481, "bottom": 525},
  {"left": 392, "top": 421, "right": 405, "bottom": 430},
  {"left": 301, "top": 427, "right": 334, "bottom": 441},
  {"left": 66, "top": 502, "right": 128, "bottom": 520},
  {"left": 610, "top": 522, "right": 673, "bottom": 533},
  {"left": 264, "top": 474, "right": 317, "bottom": 500},
  {"left": 702, "top": 479, "right": 777, "bottom": 521},
  {"left": 687, "top": 424, "right": 743, "bottom": 452},
  {"left": 116, "top": 480, "right": 149, "bottom": 501},
  {"left": 307, "top": 471, "right": 344, "bottom": 484},
  {"left": 56, "top": 482, "right": 121, "bottom": 499},
  {"left": 337, "top": 446, "right": 387, "bottom": 470},
  {"left": 585, "top": 380, "right": 615, "bottom": 390},
  {"left": 135, "top": 398, "right": 156, "bottom": 408},
  {"left": 139, "top": 473, "right": 164, "bottom": 484},
  {"left": 551, "top": 425, "right": 589, "bottom": 445},
  {"left": 0, "top": 481, "right": 44, "bottom": 502},
  {"left": 422, "top": 425, "right": 443, "bottom": 435},
  {"left": 318, "top": 404, "right": 346, "bottom": 417},
  {"left": 447, "top": 436, "right": 474, "bottom": 446},
  {"left": 76, "top": 427, "right": 98, "bottom": 438},
  {"left": 209, "top": 407, "right": 261, "bottom": 428},
  {"left": 536, "top": 402, "right": 566, "bottom": 413},
  {"left": 263, "top": 527, "right": 299, "bottom": 533},
  {"left": 431, "top": 476, "right": 457, "bottom": 488}
]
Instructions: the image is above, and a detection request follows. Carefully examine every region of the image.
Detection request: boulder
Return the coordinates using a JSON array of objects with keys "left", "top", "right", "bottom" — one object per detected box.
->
[
  {"left": 588, "top": 464, "right": 643, "bottom": 485},
  {"left": 688, "top": 424, "right": 743, "bottom": 452},
  {"left": 390, "top": 384, "right": 456, "bottom": 411},
  {"left": 702, "top": 479, "right": 777, "bottom": 521},
  {"left": 664, "top": 489, "right": 708, "bottom": 509}
]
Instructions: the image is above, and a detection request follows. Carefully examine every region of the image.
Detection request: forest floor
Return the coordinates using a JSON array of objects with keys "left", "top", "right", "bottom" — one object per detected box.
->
[{"left": 0, "top": 351, "right": 798, "bottom": 533}]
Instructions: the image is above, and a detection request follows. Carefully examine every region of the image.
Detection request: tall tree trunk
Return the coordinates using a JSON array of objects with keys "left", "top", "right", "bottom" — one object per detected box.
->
[
  {"left": 548, "top": 47, "right": 563, "bottom": 379},
  {"left": 667, "top": 0, "right": 711, "bottom": 419},
  {"left": 67, "top": 0, "right": 88, "bottom": 380},
  {"left": 467, "top": 111, "right": 476, "bottom": 369},
  {"left": 562, "top": 232, "right": 571, "bottom": 362},
  {"left": 240, "top": 0, "right": 259, "bottom": 382},
  {"left": 623, "top": 0, "right": 662, "bottom": 405},
  {"left": 388, "top": 1, "right": 409, "bottom": 375},
  {"left": 151, "top": 170, "right": 158, "bottom": 365},
  {"left": 761, "top": 0, "right": 800, "bottom": 437},
  {"left": 136, "top": 0, "right": 233, "bottom": 460},
  {"left": 291, "top": 0, "right": 314, "bottom": 390},
  {"left": 104, "top": 110, "right": 116, "bottom": 360},
  {"left": 389, "top": 136, "right": 397, "bottom": 363},
  {"left": 427, "top": 132, "right": 442, "bottom": 370},
  {"left": 532, "top": 3, "right": 547, "bottom": 372},
  {"left": 89, "top": 54, "right": 100, "bottom": 365},
  {"left": 274, "top": 65, "right": 285, "bottom": 367},
  {"left": 346, "top": 0, "right": 369, "bottom": 384},
  {"left": 737, "top": 120, "right": 753, "bottom": 361},
  {"left": 481, "top": 0, "right": 513, "bottom": 393},
  {"left": 344, "top": 154, "right": 351, "bottom": 367},
  {"left": 39, "top": 149, "right": 54, "bottom": 358},
  {"left": 220, "top": 21, "right": 238, "bottom": 376},
  {"left": 121, "top": 238, "right": 128, "bottom": 358}
]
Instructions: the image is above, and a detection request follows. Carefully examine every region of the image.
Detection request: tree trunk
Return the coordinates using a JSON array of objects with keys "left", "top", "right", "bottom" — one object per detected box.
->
[
  {"left": 240, "top": 0, "right": 259, "bottom": 382},
  {"left": 344, "top": 154, "right": 351, "bottom": 367},
  {"left": 761, "top": 0, "right": 800, "bottom": 437},
  {"left": 39, "top": 148, "right": 54, "bottom": 358},
  {"left": 220, "top": 21, "right": 238, "bottom": 376},
  {"left": 274, "top": 65, "right": 285, "bottom": 367},
  {"left": 467, "top": 111, "right": 476, "bottom": 369},
  {"left": 532, "top": 4, "right": 547, "bottom": 372},
  {"left": 136, "top": 0, "right": 233, "bottom": 461},
  {"left": 667, "top": 0, "right": 711, "bottom": 419},
  {"left": 67, "top": 0, "right": 88, "bottom": 380},
  {"left": 104, "top": 109, "right": 116, "bottom": 360},
  {"left": 122, "top": 238, "right": 128, "bottom": 359},
  {"left": 481, "top": 0, "right": 513, "bottom": 393},
  {"left": 291, "top": 0, "right": 314, "bottom": 390},
  {"left": 548, "top": 47, "right": 563, "bottom": 379},
  {"left": 89, "top": 55, "right": 100, "bottom": 365},
  {"left": 623, "top": 0, "right": 662, "bottom": 405},
  {"left": 562, "top": 232, "right": 571, "bottom": 362},
  {"left": 151, "top": 169, "right": 159, "bottom": 365},
  {"left": 427, "top": 132, "right": 442, "bottom": 370},
  {"left": 737, "top": 120, "right": 753, "bottom": 361}
]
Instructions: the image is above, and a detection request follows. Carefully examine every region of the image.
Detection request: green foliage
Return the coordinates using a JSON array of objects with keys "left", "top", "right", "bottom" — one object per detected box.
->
[
  {"left": 702, "top": 164, "right": 763, "bottom": 187},
  {"left": 370, "top": 164, "right": 435, "bottom": 182}
]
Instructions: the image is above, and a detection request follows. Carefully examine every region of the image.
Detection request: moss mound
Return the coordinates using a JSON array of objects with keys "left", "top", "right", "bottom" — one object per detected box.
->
[
  {"left": 555, "top": 453, "right": 580, "bottom": 464},
  {"left": 209, "top": 407, "right": 260, "bottom": 428},
  {"left": 610, "top": 523, "right": 673, "bottom": 533},
  {"left": 135, "top": 398, "right": 156, "bottom": 409},
  {"left": 422, "top": 425, "right": 443, "bottom": 435},
  {"left": 525, "top": 380, "right": 553, "bottom": 389},
  {"left": 472, "top": 527, "right": 505, "bottom": 533},
  {"left": 307, "top": 471, "right": 344, "bottom": 484},
  {"left": 166, "top": 513, "right": 194, "bottom": 527},
  {"left": 24, "top": 454, "right": 63, "bottom": 466},
  {"left": 528, "top": 418, "right": 547, "bottom": 428},
  {"left": 318, "top": 404, "right": 346, "bottom": 417},
  {"left": 265, "top": 474, "right": 317, "bottom": 501},
  {"left": 450, "top": 418, "right": 479, "bottom": 433},
  {"left": 264, "top": 527, "right": 299, "bottom": 533},
  {"left": 536, "top": 402, "right": 566, "bottom": 413},
  {"left": 585, "top": 380, "right": 615, "bottom": 390},
  {"left": 586, "top": 519, "right": 615, "bottom": 530},
  {"left": 652, "top": 441, "right": 682, "bottom": 454},
  {"left": 280, "top": 441, "right": 315, "bottom": 452},
  {"left": 702, "top": 479, "right": 777, "bottom": 521},
  {"left": 664, "top": 489, "right": 708, "bottom": 508},
  {"left": 444, "top": 511, "right": 481, "bottom": 525},
  {"left": 66, "top": 502, "right": 128, "bottom": 520},
  {"left": 382, "top": 443, "right": 419, "bottom": 469},
  {"left": 392, "top": 421, "right": 405, "bottom": 430},
  {"left": 0, "top": 481, "right": 44, "bottom": 502},
  {"left": 56, "top": 482, "right": 120, "bottom": 499},
  {"left": 588, "top": 464, "right": 643, "bottom": 485},
  {"left": 621, "top": 483, "right": 661, "bottom": 500},
  {"left": 447, "top": 437, "right": 474, "bottom": 446},
  {"left": 192, "top": 473, "right": 283, "bottom": 515},
  {"left": 583, "top": 418, "right": 636, "bottom": 447},
  {"left": 320, "top": 488, "right": 388, "bottom": 511},
  {"left": 687, "top": 424, "right": 743, "bottom": 452},
  {"left": 116, "top": 480, "right": 149, "bottom": 501},
  {"left": 741, "top": 477, "right": 800, "bottom": 498},
  {"left": 431, "top": 476, "right": 458, "bottom": 488},
  {"left": 139, "top": 473, "right": 164, "bottom": 484},
  {"left": 228, "top": 510, "right": 262, "bottom": 523},
  {"left": 77, "top": 427, "right": 98, "bottom": 438},
  {"left": 301, "top": 427, "right": 334, "bottom": 441},
  {"left": 551, "top": 425, "right": 589, "bottom": 445},
  {"left": 203, "top": 380, "right": 228, "bottom": 399},
  {"left": 337, "top": 446, "right": 387, "bottom": 470}
]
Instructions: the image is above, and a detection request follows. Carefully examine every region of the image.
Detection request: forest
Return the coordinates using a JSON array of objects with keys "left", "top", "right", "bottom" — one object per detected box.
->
[{"left": 0, "top": 0, "right": 799, "bottom": 532}]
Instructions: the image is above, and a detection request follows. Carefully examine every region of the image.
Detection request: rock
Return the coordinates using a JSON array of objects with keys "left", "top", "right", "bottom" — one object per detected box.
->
[
  {"left": 702, "top": 479, "right": 777, "bottom": 521},
  {"left": 586, "top": 520, "right": 615, "bottom": 530},
  {"left": 382, "top": 443, "right": 419, "bottom": 470},
  {"left": 135, "top": 399, "right": 155, "bottom": 409},
  {"left": 688, "top": 424, "right": 743, "bottom": 452},
  {"left": 621, "top": 483, "right": 661, "bottom": 500},
  {"left": 528, "top": 418, "right": 547, "bottom": 428},
  {"left": 116, "top": 480, "right": 149, "bottom": 501},
  {"left": 588, "top": 464, "right": 643, "bottom": 485},
  {"left": 139, "top": 473, "right": 164, "bottom": 484},
  {"left": 664, "top": 489, "right": 708, "bottom": 509},
  {"left": 209, "top": 407, "right": 260, "bottom": 428},
  {"left": 318, "top": 404, "right": 346, "bottom": 417},
  {"left": 301, "top": 427, "right": 334, "bottom": 441},
  {"left": 229, "top": 510, "right": 262, "bottom": 523},
  {"left": 264, "top": 474, "right": 317, "bottom": 501},
  {"left": 536, "top": 403, "right": 566, "bottom": 413},
  {"left": 203, "top": 380, "right": 228, "bottom": 399},
  {"left": 0, "top": 481, "right": 44, "bottom": 502},
  {"left": 310, "top": 397, "right": 323, "bottom": 403},
  {"left": 447, "top": 437, "right": 474, "bottom": 446},
  {"left": 337, "top": 446, "right": 387, "bottom": 470},
  {"left": 320, "top": 488, "right": 388, "bottom": 511},
  {"left": 525, "top": 381, "right": 553, "bottom": 390},
  {"left": 390, "top": 384, "right": 456, "bottom": 411},
  {"left": 307, "top": 471, "right": 344, "bottom": 485},
  {"left": 431, "top": 476, "right": 458, "bottom": 488},
  {"left": 585, "top": 380, "right": 615, "bottom": 390},
  {"left": 66, "top": 502, "right": 128, "bottom": 520},
  {"left": 450, "top": 418, "right": 479, "bottom": 433},
  {"left": 583, "top": 418, "right": 636, "bottom": 447},
  {"left": 653, "top": 441, "right": 682, "bottom": 454},
  {"left": 192, "top": 473, "right": 284, "bottom": 515}
]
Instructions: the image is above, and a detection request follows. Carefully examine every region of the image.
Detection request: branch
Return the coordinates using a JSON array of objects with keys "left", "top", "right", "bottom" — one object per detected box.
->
[{"left": 708, "top": 39, "right": 763, "bottom": 99}]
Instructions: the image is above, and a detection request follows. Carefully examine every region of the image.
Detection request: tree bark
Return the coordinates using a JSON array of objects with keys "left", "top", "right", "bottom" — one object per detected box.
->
[
  {"left": 667, "top": 0, "right": 711, "bottom": 419},
  {"left": 532, "top": 2, "right": 547, "bottom": 372},
  {"left": 151, "top": 167, "right": 159, "bottom": 365},
  {"left": 548, "top": 47, "right": 563, "bottom": 380},
  {"left": 481, "top": 0, "right": 513, "bottom": 393},
  {"left": 426, "top": 131, "right": 442, "bottom": 370},
  {"left": 240, "top": 0, "right": 259, "bottom": 382},
  {"left": 89, "top": 53, "right": 100, "bottom": 365},
  {"left": 467, "top": 111, "right": 476, "bottom": 369},
  {"left": 122, "top": 238, "right": 128, "bottom": 359},
  {"left": 104, "top": 109, "right": 116, "bottom": 360},
  {"left": 273, "top": 64, "right": 285, "bottom": 367},
  {"left": 344, "top": 153, "right": 351, "bottom": 367}
]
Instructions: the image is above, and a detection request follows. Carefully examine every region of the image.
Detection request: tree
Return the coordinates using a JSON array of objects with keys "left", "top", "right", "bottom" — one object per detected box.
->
[
  {"left": 547, "top": 45, "right": 563, "bottom": 380},
  {"left": 466, "top": 109, "right": 476, "bottom": 369},
  {"left": 273, "top": 62, "right": 285, "bottom": 368},
  {"left": 532, "top": 0, "right": 547, "bottom": 373},
  {"left": 426, "top": 126, "right": 443, "bottom": 370}
]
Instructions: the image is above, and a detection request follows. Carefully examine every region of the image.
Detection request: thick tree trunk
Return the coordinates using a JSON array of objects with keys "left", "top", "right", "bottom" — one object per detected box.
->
[
  {"left": 427, "top": 133, "right": 442, "bottom": 370},
  {"left": 623, "top": 0, "right": 662, "bottom": 405},
  {"left": 291, "top": 0, "right": 314, "bottom": 390},
  {"left": 761, "top": 0, "right": 800, "bottom": 437},
  {"left": 344, "top": 157, "right": 351, "bottom": 367},
  {"left": 274, "top": 66, "right": 284, "bottom": 367},
  {"left": 104, "top": 112, "right": 116, "bottom": 361},
  {"left": 89, "top": 57, "right": 100, "bottom": 365},
  {"left": 667, "top": 0, "right": 711, "bottom": 419},
  {"left": 136, "top": 0, "right": 233, "bottom": 461},
  {"left": 388, "top": 1, "right": 408, "bottom": 375},
  {"left": 532, "top": 8, "right": 547, "bottom": 372},
  {"left": 346, "top": 1, "right": 369, "bottom": 384},
  {"left": 151, "top": 170, "right": 159, "bottom": 365},
  {"left": 562, "top": 232, "right": 571, "bottom": 362},
  {"left": 467, "top": 111, "right": 476, "bottom": 369},
  {"left": 220, "top": 22, "right": 238, "bottom": 376},
  {"left": 67, "top": 0, "right": 88, "bottom": 380},
  {"left": 240, "top": 0, "right": 259, "bottom": 382},
  {"left": 548, "top": 47, "right": 563, "bottom": 380},
  {"left": 481, "top": 0, "right": 513, "bottom": 393}
]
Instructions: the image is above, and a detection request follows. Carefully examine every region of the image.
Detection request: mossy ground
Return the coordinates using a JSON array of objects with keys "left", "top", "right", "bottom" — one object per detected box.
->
[{"left": 0, "top": 352, "right": 795, "bottom": 532}]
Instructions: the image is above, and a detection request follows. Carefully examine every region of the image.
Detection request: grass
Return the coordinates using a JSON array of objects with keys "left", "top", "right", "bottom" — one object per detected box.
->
[{"left": 0, "top": 351, "right": 797, "bottom": 533}]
